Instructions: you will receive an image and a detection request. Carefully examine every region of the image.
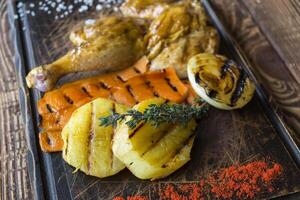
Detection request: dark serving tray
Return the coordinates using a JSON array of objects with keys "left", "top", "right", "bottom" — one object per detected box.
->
[{"left": 8, "top": 0, "right": 300, "bottom": 199}]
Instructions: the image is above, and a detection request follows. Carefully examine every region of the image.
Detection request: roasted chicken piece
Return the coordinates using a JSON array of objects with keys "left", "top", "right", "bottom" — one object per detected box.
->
[
  {"left": 69, "top": 16, "right": 147, "bottom": 46},
  {"left": 26, "top": 16, "right": 146, "bottom": 92},
  {"left": 145, "top": 1, "right": 219, "bottom": 78},
  {"left": 121, "top": 0, "right": 177, "bottom": 19}
]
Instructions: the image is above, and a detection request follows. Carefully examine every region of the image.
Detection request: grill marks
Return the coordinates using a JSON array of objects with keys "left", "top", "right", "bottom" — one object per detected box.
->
[
  {"left": 141, "top": 125, "right": 174, "bottom": 156},
  {"left": 231, "top": 70, "right": 247, "bottom": 106},
  {"left": 81, "top": 87, "right": 93, "bottom": 98},
  {"left": 99, "top": 81, "right": 109, "bottom": 90},
  {"left": 165, "top": 77, "right": 178, "bottom": 92},
  {"left": 40, "top": 68, "right": 186, "bottom": 116},
  {"left": 145, "top": 80, "right": 159, "bottom": 97},
  {"left": 110, "top": 103, "right": 116, "bottom": 169},
  {"left": 195, "top": 72, "right": 201, "bottom": 84},
  {"left": 64, "top": 132, "right": 69, "bottom": 157},
  {"left": 126, "top": 85, "right": 137, "bottom": 102},
  {"left": 117, "top": 75, "right": 126, "bottom": 83},
  {"left": 87, "top": 102, "right": 95, "bottom": 172},
  {"left": 208, "top": 90, "right": 217, "bottom": 98},
  {"left": 46, "top": 104, "right": 54, "bottom": 113},
  {"left": 144, "top": 69, "right": 188, "bottom": 103},
  {"left": 63, "top": 94, "right": 74, "bottom": 104},
  {"left": 220, "top": 60, "right": 232, "bottom": 79},
  {"left": 133, "top": 67, "right": 141, "bottom": 74},
  {"left": 129, "top": 123, "right": 145, "bottom": 139},
  {"left": 161, "top": 134, "right": 195, "bottom": 168},
  {"left": 39, "top": 131, "right": 64, "bottom": 152}
]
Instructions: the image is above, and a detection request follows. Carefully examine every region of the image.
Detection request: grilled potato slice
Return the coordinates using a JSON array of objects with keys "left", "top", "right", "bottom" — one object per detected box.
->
[
  {"left": 62, "top": 98, "right": 128, "bottom": 178},
  {"left": 113, "top": 98, "right": 197, "bottom": 180}
]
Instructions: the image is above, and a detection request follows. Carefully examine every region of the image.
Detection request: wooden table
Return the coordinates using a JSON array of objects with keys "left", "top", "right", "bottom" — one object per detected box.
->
[{"left": 0, "top": 0, "right": 299, "bottom": 199}]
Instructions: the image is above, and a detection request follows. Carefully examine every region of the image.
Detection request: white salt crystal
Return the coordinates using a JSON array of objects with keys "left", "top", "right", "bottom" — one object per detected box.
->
[{"left": 96, "top": 4, "right": 103, "bottom": 11}]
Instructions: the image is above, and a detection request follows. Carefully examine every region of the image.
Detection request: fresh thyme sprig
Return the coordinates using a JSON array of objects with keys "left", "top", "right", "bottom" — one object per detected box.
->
[
  {"left": 193, "top": 97, "right": 206, "bottom": 104},
  {"left": 99, "top": 103, "right": 210, "bottom": 129}
]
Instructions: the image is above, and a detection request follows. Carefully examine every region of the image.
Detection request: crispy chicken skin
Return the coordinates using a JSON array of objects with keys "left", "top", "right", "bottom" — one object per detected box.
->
[
  {"left": 121, "top": 0, "right": 177, "bottom": 19},
  {"left": 26, "top": 16, "right": 146, "bottom": 92},
  {"left": 145, "top": 1, "right": 219, "bottom": 78}
]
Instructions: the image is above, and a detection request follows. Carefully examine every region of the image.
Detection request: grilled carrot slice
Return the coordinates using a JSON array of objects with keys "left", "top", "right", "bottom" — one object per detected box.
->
[
  {"left": 39, "top": 131, "right": 64, "bottom": 152},
  {"left": 117, "top": 56, "right": 149, "bottom": 81}
]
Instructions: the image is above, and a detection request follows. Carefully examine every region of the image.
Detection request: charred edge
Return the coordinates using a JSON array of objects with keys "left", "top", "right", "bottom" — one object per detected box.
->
[
  {"left": 133, "top": 67, "right": 141, "bottom": 74},
  {"left": 88, "top": 102, "right": 95, "bottom": 172},
  {"left": 63, "top": 94, "right": 74, "bottom": 104},
  {"left": 225, "top": 73, "right": 235, "bottom": 95},
  {"left": 129, "top": 123, "right": 145, "bottom": 139},
  {"left": 145, "top": 80, "right": 159, "bottom": 97},
  {"left": 46, "top": 104, "right": 54, "bottom": 113},
  {"left": 99, "top": 81, "right": 110, "bottom": 90},
  {"left": 110, "top": 103, "right": 116, "bottom": 168},
  {"left": 117, "top": 75, "right": 126, "bottom": 83},
  {"left": 208, "top": 90, "right": 217, "bottom": 98},
  {"left": 55, "top": 115, "right": 60, "bottom": 124},
  {"left": 82, "top": 87, "right": 93, "bottom": 98},
  {"left": 141, "top": 125, "right": 173, "bottom": 157},
  {"left": 220, "top": 60, "right": 232, "bottom": 79},
  {"left": 110, "top": 128, "right": 115, "bottom": 169},
  {"left": 64, "top": 132, "right": 69, "bottom": 156},
  {"left": 46, "top": 134, "right": 52, "bottom": 145},
  {"left": 195, "top": 72, "right": 201, "bottom": 84},
  {"left": 161, "top": 133, "right": 195, "bottom": 168},
  {"left": 164, "top": 78, "right": 178, "bottom": 92},
  {"left": 111, "top": 102, "right": 116, "bottom": 113},
  {"left": 126, "top": 85, "right": 137, "bottom": 103},
  {"left": 230, "top": 70, "right": 247, "bottom": 106}
]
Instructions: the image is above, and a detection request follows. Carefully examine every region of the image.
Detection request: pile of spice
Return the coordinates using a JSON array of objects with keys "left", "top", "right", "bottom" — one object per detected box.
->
[
  {"left": 160, "top": 161, "right": 283, "bottom": 200},
  {"left": 113, "top": 196, "right": 148, "bottom": 200},
  {"left": 113, "top": 161, "right": 282, "bottom": 200}
]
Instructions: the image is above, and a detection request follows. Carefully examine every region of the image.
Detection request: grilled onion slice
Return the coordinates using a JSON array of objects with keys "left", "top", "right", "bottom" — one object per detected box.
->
[{"left": 187, "top": 53, "right": 255, "bottom": 110}]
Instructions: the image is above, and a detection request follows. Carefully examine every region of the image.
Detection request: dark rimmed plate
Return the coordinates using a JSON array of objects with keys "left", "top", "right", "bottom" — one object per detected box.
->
[{"left": 8, "top": 0, "right": 300, "bottom": 199}]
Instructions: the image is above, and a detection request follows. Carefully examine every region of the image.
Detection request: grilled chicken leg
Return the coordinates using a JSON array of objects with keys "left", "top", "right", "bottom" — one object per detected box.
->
[{"left": 26, "top": 16, "right": 146, "bottom": 92}]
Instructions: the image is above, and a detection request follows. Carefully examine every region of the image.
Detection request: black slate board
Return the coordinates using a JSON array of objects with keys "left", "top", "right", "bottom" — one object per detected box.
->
[{"left": 8, "top": 0, "right": 300, "bottom": 199}]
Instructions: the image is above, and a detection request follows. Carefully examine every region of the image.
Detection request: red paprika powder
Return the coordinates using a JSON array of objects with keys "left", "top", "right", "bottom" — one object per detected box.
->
[
  {"left": 113, "top": 196, "right": 149, "bottom": 200},
  {"left": 160, "top": 161, "right": 282, "bottom": 200}
]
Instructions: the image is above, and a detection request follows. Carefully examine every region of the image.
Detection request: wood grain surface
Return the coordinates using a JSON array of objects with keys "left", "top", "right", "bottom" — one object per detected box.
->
[
  {"left": 0, "top": 1, "right": 33, "bottom": 199},
  {"left": 0, "top": 0, "right": 299, "bottom": 199}
]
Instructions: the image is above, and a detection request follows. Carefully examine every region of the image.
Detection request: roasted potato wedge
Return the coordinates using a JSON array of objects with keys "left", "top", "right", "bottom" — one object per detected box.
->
[{"left": 112, "top": 98, "right": 197, "bottom": 180}]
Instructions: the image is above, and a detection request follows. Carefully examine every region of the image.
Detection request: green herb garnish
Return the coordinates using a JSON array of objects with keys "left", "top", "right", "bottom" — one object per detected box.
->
[{"left": 99, "top": 103, "right": 209, "bottom": 129}]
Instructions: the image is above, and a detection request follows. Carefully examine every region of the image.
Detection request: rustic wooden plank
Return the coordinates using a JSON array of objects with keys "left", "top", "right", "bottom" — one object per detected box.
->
[
  {"left": 211, "top": 0, "right": 300, "bottom": 146},
  {"left": 0, "top": 1, "right": 33, "bottom": 200},
  {"left": 243, "top": 0, "right": 300, "bottom": 84}
]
